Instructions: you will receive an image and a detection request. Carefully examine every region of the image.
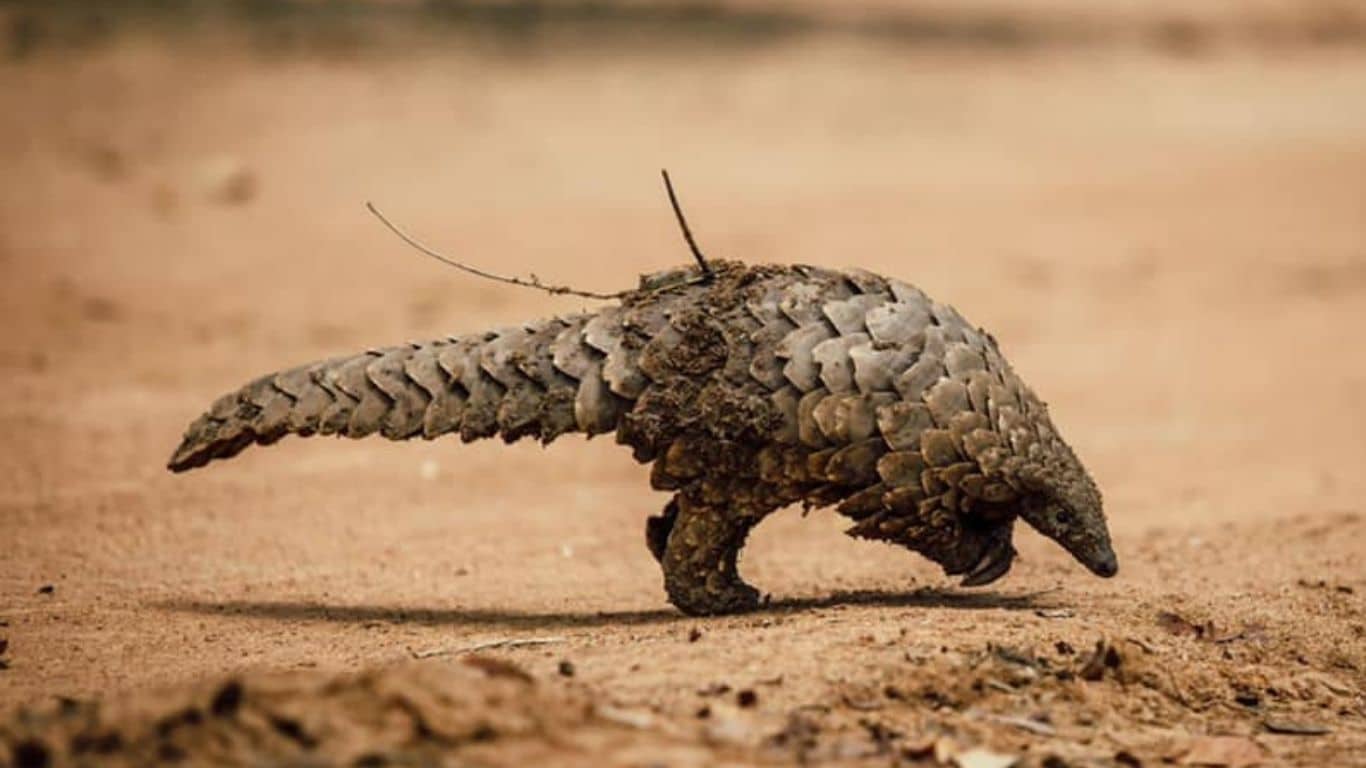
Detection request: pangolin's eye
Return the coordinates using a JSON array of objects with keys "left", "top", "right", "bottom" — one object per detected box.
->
[{"left": 1055, "top": 509, "right": 1073, "bottom": 526}]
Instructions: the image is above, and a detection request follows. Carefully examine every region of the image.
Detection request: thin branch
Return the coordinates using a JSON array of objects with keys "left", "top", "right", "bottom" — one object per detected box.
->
[
  {"left": 406, "top": 636, "right": 565, "bottom": 660},
  {"left": 365, "top": 202, "right": 626, "bottom": 301},
  {"left": 660, "top": 169, "right": 713, "bottom": 279},
  {"left": 979, "top": 713, "right": 1058, "bottom": 737}
]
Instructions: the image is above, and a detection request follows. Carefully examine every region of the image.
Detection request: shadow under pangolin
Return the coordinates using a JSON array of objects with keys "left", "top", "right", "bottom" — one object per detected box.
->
[{"left": 157, "top": 587, "right": 1056, "bottom": 632}]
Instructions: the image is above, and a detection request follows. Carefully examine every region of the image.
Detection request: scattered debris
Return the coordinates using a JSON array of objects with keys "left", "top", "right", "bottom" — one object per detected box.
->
[
  {"left": 736, "top": 689, "right": 758, "bottom": 708},
  {"left": 688, "top": 628, "right": 703, "bottom": 642},
  {"left": 1125, "top": 636, "right": 1158, "bottom": 654},
  {"left": 1035, "top": 608, "right": 1075, "bottom": 619},
  {"left": 704, "top": 712, "right": 757, "bottom": 746},
  {"left": 900, "top": 734, "right": 937, "bottom": 760},
  {"left": 593, "top": 705, "right": 656, "bottom": 730},
  {"left": 10, "top": 740, "right": 48, "bottom": 768},
  {"left": 0, "top": 662, "right": 630, "bottom": 765},
  {"left": 934, "top": 737, "right": 961, "bottom": 764},
  {"left": 407, "top": 636, "right": 564, "bottom": 659},
  {"left": 954, "top": 746, "right": 1019, "bottom": 768},
  {"left": 697, "top": 682, "right": 731, "bottom": 697},
  {"left": 981, "top": 713, "right": 1056, "bottom": 737},
  {"left": 36, "top": 585, "right": 54, "bottom": 595},
  {"left": 768, "top": 710, "right": 822, "bottom": 754},
  {"left": 859, "top": 718, "right": 901, "bottom": 750},
  {"left": 841, "top": 691, "right": 883, "bottom": 712},
  {"left": 1177, "top": 735, "right": 1266, "bottom": 767},
  {"left": 209, "top": 680, "right": 243, "bottom": 717},
  {"left": 1155, "top": 611, "right": 1266, "bottom": 644},
  {"left": 1115, "top": 750, "right": 1142, "bottom": 767},
  {"left": 557, "top": 660, "right": 575, "bottom": 678},
  {"left": 461, "top": 655, "right": 534, "bottom": 682},
  {"left": 1157, "top": 611, "right": 1209, "bottom": 638},
  {"left": 1296, "top": 578, "right": 1354, "bottom": 594},
  {"left": 990, "top": 644, "right": 1041, "bottom": 668},
  {"left": 1305, "top": 673, "right": 1354, "bottom": 697},
  {"left": 984, "top": 679, "right": 1016, "bottom": 694},
  {"left": 1078, "top": 640, "right": 1122, "bottom": 682},
  {"left": 916, "top": 737, "right": 1020, "bottom": 768},
  {"left": 1262, "top": 719, "right": 1330, "bottom": 736},
  {"left": 1211, "top": 623, "right": 1267, "bottom": 645}
]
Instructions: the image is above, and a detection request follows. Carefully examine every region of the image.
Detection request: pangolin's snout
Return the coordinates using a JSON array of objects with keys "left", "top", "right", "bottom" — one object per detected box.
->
[{"left": 1088, "top": 547, "right": 1118, "bottom": 578}]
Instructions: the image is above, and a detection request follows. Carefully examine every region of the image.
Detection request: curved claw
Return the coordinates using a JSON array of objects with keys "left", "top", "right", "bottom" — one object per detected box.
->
[{"left": 960, "top": 540, "right": 1016, "bottom": 587}]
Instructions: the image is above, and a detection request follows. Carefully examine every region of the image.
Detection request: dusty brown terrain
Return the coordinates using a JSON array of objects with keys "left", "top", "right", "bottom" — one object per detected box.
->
[{"left": 1, "top": 4, "right": 1365, "bottom": 766}]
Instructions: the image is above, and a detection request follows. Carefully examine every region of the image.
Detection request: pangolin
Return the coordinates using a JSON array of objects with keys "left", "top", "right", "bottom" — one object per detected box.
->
[{"left": 169, "top": 261, "right": 1117, "bottom": 615}]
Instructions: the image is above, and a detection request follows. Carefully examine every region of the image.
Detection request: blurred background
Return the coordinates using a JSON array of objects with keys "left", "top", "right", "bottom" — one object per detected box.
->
[
  {"left": 4, "top": 0, "right": 1365, "bottom": 516},
  {"left": 1, "top": 0, "right": 1364, "bottom": 699}
]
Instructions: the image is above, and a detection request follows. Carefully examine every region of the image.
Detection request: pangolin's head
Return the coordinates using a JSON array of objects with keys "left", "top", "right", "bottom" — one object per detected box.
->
[
  {"left": 942, "top": 384, "right": 1116, "bottom": 584},
  {"left": 847, "top": 422, "right": 1115, "bottom": 587},
  {"left": 999, "top": 412, "right": 1114, "bottom": 573},
  {"left": 845, "top": 349, "right": 1116, "bottom": 587},
  {"left": 1014, "top": 437, "right": 1117, "bottom": 579}
]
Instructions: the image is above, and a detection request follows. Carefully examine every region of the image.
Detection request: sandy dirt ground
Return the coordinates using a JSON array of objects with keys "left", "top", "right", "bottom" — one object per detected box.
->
[{"left": 1, "top": 4, "right": 1365, "bottom": 766}]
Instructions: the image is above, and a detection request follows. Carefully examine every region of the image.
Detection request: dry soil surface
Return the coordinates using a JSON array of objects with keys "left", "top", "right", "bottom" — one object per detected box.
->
[{"left": 1, "top": 9, "right": 1365, "bottom": 767}]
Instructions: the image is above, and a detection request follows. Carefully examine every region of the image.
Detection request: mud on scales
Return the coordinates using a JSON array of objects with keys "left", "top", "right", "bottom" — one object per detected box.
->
[{"left": 169, "top": 261, "right": 1117, "bottom": 616}]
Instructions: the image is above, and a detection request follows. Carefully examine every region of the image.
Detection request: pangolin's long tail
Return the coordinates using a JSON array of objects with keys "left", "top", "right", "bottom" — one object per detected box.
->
[{"left": 168, "top": 312, "right": 635, "bottom": 472}]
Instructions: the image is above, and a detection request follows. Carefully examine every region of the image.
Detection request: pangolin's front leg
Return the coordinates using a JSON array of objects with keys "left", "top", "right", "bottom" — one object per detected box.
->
[{"left": 659, "top": 494, "right": 770, "bottom": 615}]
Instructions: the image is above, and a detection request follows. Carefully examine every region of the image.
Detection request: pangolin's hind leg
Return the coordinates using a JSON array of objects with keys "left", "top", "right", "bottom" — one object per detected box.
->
[
  {"left": 659, "top": 494, "right": 767, "bottom": 615},
  {"left": 646, "top": 498, "right": 679, "bottom": 564}
]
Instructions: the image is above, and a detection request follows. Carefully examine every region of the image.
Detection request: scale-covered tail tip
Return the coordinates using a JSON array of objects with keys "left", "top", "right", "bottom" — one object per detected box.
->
[
  {"left": 166, "top": 415, "right": 259, "bottom": 473},
  {"left": 167, "top": 417, "right": 207, "bottom": 472},
  {"left": 167, "top": 435, "right": 208, "bottom": 473}
]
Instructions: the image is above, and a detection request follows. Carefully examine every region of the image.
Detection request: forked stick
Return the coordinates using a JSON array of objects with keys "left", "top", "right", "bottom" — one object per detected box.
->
[{"left": 367, "top": 169, "right": 715, "bottom": 298}]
